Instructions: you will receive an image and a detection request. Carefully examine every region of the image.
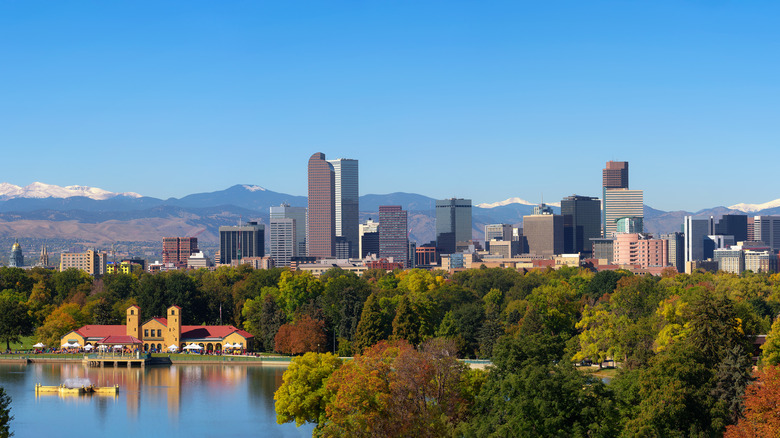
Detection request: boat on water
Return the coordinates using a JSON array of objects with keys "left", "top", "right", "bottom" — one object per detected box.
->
[{"left": 35, "top": 384, "right": 119, "bottom": 396}]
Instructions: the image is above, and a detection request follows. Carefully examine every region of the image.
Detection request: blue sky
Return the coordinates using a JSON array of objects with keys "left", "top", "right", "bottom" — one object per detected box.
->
[{"left": 1, "top": 1, "right": 779, "bottom": 211}]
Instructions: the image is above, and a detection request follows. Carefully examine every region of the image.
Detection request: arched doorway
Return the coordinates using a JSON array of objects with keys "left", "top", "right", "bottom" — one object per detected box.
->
[
  {"left": 206, "top": 343, "right": 213, "bottom": 351},
  {"left": 216, "top": 343, "right": 222, "bottom": 351}
]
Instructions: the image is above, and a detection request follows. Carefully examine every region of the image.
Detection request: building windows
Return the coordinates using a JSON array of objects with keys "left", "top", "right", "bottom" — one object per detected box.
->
[{"left": 144, "top": 329, "right": 148, "bottom": 337}]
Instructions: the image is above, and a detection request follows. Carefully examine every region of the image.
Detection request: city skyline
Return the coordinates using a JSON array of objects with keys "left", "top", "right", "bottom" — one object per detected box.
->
[{"left": 3, "top": 2, "right": 780, "bottom": 211}]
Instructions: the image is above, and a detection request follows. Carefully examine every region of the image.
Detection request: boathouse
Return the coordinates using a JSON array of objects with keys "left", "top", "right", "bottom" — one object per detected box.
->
[{"left": 61, "top": 305, "right": 254, "bottom": 352}]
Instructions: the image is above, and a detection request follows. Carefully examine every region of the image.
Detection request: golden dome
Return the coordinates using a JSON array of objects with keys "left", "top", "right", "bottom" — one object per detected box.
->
[{"left": 11, "top": 242, "right": 20, "bottom": 251}]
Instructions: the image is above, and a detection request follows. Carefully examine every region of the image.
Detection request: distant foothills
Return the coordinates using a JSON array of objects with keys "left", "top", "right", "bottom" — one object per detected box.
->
[{"left": 0, "top": 182, "right": 778, "bottom": 246}]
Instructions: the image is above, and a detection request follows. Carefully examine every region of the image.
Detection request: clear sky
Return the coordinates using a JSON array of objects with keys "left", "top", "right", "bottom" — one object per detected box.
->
[{"left": 2, "top": 1, "right": 779, "bottom": 211}]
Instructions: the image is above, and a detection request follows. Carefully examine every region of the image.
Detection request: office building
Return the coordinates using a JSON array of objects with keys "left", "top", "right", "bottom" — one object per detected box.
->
[
  {"left": 270, "top": 204, "right": 307, "bottom": 256},
  {"left": 615, "top": 217, "right": 643, "bottom": 234},
  {"left": 613, "top": 233, "right": 668, "bottom": 268},
  {"left": 335, "top": 237, "right": 351, "bottom": 259},
  {"left": 713, "top": 248, "right": 744, "bottom": 274},
  {"left": 162, "top": 237, "right": 199, "bottom": 267},
  {"left": 270, "top": 218, "right": 296, "bottom": 267},
  {"left": 753, "top": 216, "right": 780, "bottom": 252},
  {"left": 487, "top": 240, "right": 518, "bottom": 258},
  {"left": 684, "top": 216, "right": 714, "bottom": 266},
  {"left": 327, "top": 158, "right": 359, "bottom": 258},
  {"left": 745, "top": 250, "right": 778, "bottom": 273},
  {"left": 379, "top": 206, "right": 408, "bottom": 267},
  {"left": 436, "top": 198, "right": 472, "bottom": 255},
  {"left": 602, "top": 161, "right": 629, "bottom": 236},
  {"left": 533, "top": 203, "right": 554, "bottom": 215},
  {"left": 307, "top": 152, "right": 335, "bottom": 258},
  {"left": 359, "top": 219, "right": 379, "bottom": 257},
  {"left": 603, "top": 189, "right": 643, "bottom": 238},
  {"left": 715, "top": 214, "right": 748, "bottom": 243},
  {"left": 219, "top": 222, "right": 265, "bottom": 265},
  {"left": 590, "top": 237, "right": 615, "bottom": 264},
  {"left": 603, "top": 160, "right": 629, "bottom": 190},
  {"left": 416, "top": 243, "right": 438, "bottom": 267},
  {"left": 560, "top": 195, "right": 601, "bottom": 256},
  {"left": 485, "top": 224, "right": 513, "bottom": 243},
  {"left": 661, "top": 232, "right": 684, "bottom": 273},
  {"left": 59, "top": 249, "right": 107, "bottom": 276},
  {"left": 523, "top": 212, "right": 564, "bottom": 257}
]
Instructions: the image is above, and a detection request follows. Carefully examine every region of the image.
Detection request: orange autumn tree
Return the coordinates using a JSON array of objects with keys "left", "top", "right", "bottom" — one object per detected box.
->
[
  {"left": 317, "top": 338, "right": 473, "bottom": 437},
  {"left": 274, "top": 315, "right": 327, "bottom": 355},
  {"left": 725, "top": 365, "right": 780, "bottom": 437}
]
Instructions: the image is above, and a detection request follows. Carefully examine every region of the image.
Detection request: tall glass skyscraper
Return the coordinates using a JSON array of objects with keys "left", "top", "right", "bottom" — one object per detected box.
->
[
  {"left": 560, "top": 195, "right": 601, "bottom": 256},
  {"left": 327, "top": 158, "right": 359, "bottom": 258},
  {"left": 270, "top": 204, "right": 307, "bottom": 257},
  {"left": 436, "top": 198, "right": 472, "bottom": 255}
]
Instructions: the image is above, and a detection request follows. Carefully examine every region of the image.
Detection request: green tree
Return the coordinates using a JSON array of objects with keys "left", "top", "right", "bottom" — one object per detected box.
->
[
  {"left": 463, "top": 333, "right": 617, "bottom": 437},
  {"left": 0, "top": 291, "right": 32, "bottom": 350},
  {"left": 0, "top": 386, "right": 11, "bottom": 438},
  {"left": 353, "top": 293, "right": 389, "bottom": 353},
  {"left": 392, "top": 295, "right": 422, "bottom": 345},
  {"left": 761, "top": 317, "right": 780, "bottom": 366},
  {"left": 274, "top": 352, "right": 342, "bottom": 427},
  {"left": 277, "top": 271, "right": 323, "bottom": 319}
]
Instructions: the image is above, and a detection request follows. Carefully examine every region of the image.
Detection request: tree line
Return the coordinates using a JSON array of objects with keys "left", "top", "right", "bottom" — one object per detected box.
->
[{"left": 2, "top": 264, "right": 780, "bottom": 434}]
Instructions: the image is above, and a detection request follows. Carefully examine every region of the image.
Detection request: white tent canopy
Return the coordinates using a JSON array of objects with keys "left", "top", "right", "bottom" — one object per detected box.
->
[
  {"left": 222, "top": 343, "right": 233, "bottom": 349},
  {"left": 32, "top": 343, "right": 45, "bottom": 348},
  {"left": 168, "top": 344, "right": 178, "bottom": 351},
  {"left": 84, "top": 345, "right": 94, "bottom": 351},
  {"left": 183, "top": 344, "right": 202, "bottom": 350},
  {"left": 61, "top": 341, "right": 80, "bottom": 348}
]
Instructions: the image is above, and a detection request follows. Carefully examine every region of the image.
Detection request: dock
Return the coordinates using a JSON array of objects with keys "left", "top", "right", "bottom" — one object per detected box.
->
[{"left": 83, "top": 353, "right": 152, "bottom": 368}]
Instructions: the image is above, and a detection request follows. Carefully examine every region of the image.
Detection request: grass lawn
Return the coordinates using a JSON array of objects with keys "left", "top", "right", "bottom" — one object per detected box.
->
[
  {"left": 4, "top": 335, "right": 37, "bottom": 351},
  {"left": 580, "top": 366, "right": 619, "bottom": 380}
]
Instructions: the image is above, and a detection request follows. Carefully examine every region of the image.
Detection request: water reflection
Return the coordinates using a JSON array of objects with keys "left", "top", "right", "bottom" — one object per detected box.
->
[{"left": 0, "top": 363, "right": 313, "bottom": 438}]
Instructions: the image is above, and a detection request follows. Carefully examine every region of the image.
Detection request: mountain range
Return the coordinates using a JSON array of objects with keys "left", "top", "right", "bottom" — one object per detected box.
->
[{"left": 0, "top": 182, "right": 777, "bottom": 247}]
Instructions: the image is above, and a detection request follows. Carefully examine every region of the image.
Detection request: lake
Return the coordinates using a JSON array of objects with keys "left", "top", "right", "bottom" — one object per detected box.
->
[{"left": 0, "top": 361, "right": 315, "bottom": 438}]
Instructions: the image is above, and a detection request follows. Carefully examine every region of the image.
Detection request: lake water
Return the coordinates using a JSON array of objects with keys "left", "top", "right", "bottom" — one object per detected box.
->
[{"left": 0, "top": 362, "right": 315, "bottom": 438}]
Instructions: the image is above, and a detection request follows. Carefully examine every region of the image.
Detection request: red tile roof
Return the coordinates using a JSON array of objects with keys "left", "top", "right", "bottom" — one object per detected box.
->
[
  {"left": 98, "top": 335, "right": 143, "bottom": 345},
  {"left": 75, "top": 325, "right": 128, "bottom": 340},
  {"left": 149, "top": 317, "right": 168, "bottom": 326},
  {"left": 181, "top": 325, "right": 253, "bottom": 341}
]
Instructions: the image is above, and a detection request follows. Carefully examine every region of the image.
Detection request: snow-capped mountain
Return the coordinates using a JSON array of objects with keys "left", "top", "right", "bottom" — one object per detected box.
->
[
  {"left": 0, "top": 182, "right": 142, "bottom": 201},
  {"left": 728, "top": 198, "right": 780, "bottom": 213},
  {"left": 477, "top": 197, "right": 561, "bottom": 209}
]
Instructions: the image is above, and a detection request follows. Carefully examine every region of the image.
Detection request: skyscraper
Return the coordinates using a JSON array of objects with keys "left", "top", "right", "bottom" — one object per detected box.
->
[
  {"left": 560, "top": 195, "right": 601, "bottom": 256},
  {"left": 754, "top": 216, "right": 780, "bottom": 252},
  {"left": 684, "top": 216, "right": 714, "bottom": 264},
  {"left": 359, "top": 219, "right": 380, "bottom": 258},
  {"left": 162, "top": 237, "right": 199, "bottom": 267},
  {"left": 327, "top": 158, "right": 359, "bottom": 258},
  {"left": 219, "top": 222, "right": 265, "bottom": 265},
  {"left": 602, "top": 161, "right": 631, "bottom": 236},
  {"left": 307, "top": 152, "right": 335, "bottom": 258},
  {"left": 715, "top": 214, "right": 748, "bottom": 243},
  {"left": 661, "top": 232, "right": 684, "bottom": 273},
  {"left": 603, "top": 189, "right": 643, "bottom": 238},
  {"left": 436, "top": 198, "right": 472, "bottom": 255},
  {"left": 523, "top": 212, "right": 564, "bottom": 257},
  {"left": 269, "top": 218, "right": 296, "bottom": 267},
  {"left": 270, "top": 204, "right": 307, "bottom": 256},
  {"left": 379, "top": 205, "right": 409, "bottom": 267},
  {"left": 603, "top": 161, "right": 629, "bottom": 190}
]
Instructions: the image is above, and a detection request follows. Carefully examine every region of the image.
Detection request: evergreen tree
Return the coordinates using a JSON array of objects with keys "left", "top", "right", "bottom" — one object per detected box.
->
[{"left": 353, "top": 293, "right": 387, "bottom": 353}]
